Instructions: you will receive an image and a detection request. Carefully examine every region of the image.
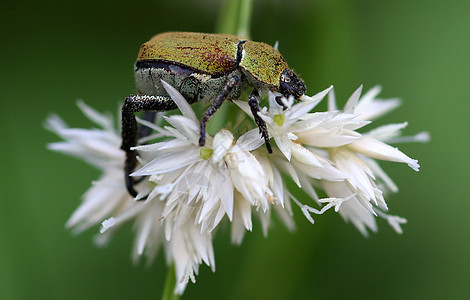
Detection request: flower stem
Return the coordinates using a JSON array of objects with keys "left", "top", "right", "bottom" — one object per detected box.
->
[
  {"left": 210, "top": 0, "right": 254, "bottom": 135},
  {"left": 161, "top": 264, "right": 179, "bottom": 300},
  {"left": 216, "top": 0, "right": 253, "bottom": 39},
  {"left": 236, "top": 0, "right": 252, "bottom": 39}
]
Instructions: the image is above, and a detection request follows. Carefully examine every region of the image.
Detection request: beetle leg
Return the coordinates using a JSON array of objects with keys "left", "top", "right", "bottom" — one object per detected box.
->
[
  {"left": 199, "top": 74, "right": 240, "bottom": 147},
  {"left": 138, "top": 111, "right": 157, "bottom": 139},
  {"left": 121, "top": 95, "right": 176, "bottom": 198},
  {"left": 130, "top": 111, "right": 157, "bottom": 185},
  {"left": 275, "top": 96, "right": 288, "bottom": 110},
  {"left": 248, "top": 90, "right": 273, "bottom": 154}
]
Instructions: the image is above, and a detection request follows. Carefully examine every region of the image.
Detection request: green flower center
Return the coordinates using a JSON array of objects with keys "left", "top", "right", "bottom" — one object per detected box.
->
[
  {"left": 200, "top": 148, "right": 213, "bottom": 160},
  {"left": 273, "top": 113, "right": 285, "bottom": 126}
]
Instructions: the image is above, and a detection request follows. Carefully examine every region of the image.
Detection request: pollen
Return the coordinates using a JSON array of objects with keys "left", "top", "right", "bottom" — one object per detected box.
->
[
  {"left": 273, "top": 113, "right": 285, "bottom": 126},
  {"left": 200, "top": 148, "right": 213, "bottom": 159}
]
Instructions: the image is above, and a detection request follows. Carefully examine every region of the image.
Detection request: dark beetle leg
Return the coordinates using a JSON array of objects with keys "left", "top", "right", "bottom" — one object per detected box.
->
[
  {"left": 132, "top": 111, "right": 157, "bottom": 185},
  {"left": 248, "top": 90, "right": 273, "bottom": 153},
  {"left": 121, "top": 95, "right": 176, "bottom": 198},
  {"left": 275, "top": 96, "right": 288, "bottom": 110},
  {"left": 199, "top": 74, "right": 240, "bottom": 147},
  {"left": 138, "top": 111, "right": 157, "bottom": 139}
]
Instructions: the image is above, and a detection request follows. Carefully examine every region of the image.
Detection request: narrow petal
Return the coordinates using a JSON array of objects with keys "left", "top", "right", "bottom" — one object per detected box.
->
[
  {"left": 273, "top": 134, "right": 292, "bottom": 161},
  {"left": 349, "top": 136, "right": 420, "bottom": 171},
  {"left": 366, "top": 122, "right": 409, "bottom": 141},
  {"left": 300, "top": 85, "right": 333, "bottom": 104},
  {"left": 344, "top": 85, "right": 363, "bottom": 113},
  {"left": 132, "top": 149, "right": 201, "bottom": 176},
  {"left": 77, "top": 100, "right": 114, "bottom": 132},
  {"left": 327, "top": 88, "right": 337, "bottom": 111},
  {"left": 233, "top": 100, "right": 253, "bottom": 117},
  {"left": 290, "top": 143, "right": 323, "bottom": 167},
  {"left": 236, "top": 128, "right": 265, "bottom": 152},
  {"left": 161, "top": 80, "right": 198, "bottom": 122}
]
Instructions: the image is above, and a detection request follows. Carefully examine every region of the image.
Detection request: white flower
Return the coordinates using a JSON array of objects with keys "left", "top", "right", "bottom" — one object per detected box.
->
[
  {"left": 45, "top": 101, "right": 137, "bottom": 234},
  {"left": 132, "top": 81, "right": 271, "bottom": 224},
  {"left": 236, "top": 87, "right": 347, "bottom": 160},
  {"left": 47, "top": 78, "right": 426, "bottom": 296},
  {"left": 109, "top": 81, "right": 277, "bottom": 292},
  {"left": 234, "top": 88, "right": 348, "bottom": 183},
  {"left": 322, "top": 86, "right": 425, "bottom": 234},
  {"left": 165, "top": 222, "right": 215, "bottom": 294},
  {"left": 234, "top": 85, "right": 425, "bottom": 234},
  {"left": 46, "top": 99, "right": 215, "bottom": 294}
]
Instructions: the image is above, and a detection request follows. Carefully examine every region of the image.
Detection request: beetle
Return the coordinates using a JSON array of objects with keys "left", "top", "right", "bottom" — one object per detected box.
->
[{"left": 121, "top": 32, "right": 306, "bottom": 197}]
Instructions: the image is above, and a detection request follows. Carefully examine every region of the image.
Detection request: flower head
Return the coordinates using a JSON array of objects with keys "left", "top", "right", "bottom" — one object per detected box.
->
[
  {"left": 46, "top": 101, "right": 136, "bottom": 234},
  {"left": 321, "top": 85, "right": 428, "bottom": 234},
  {"left": 47, "top": 80, "right": 426, "bottom": 294}
]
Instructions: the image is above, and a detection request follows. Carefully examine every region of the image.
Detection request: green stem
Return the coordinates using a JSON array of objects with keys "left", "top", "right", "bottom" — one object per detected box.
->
[
  {"left": 216, "top": 0, "right": 253, "bottom": 38},
  {"left": 209, "top": 0, "right": 254, "bottom": 135},
  {"left": 161, "top": 264, "right": 180, "bottom": 300},
  {"left": 216, "top": 0, "right": 238, "bottom": 35},
  {"left": 236, "top": 0, "right": 252, "bottom": 39}
]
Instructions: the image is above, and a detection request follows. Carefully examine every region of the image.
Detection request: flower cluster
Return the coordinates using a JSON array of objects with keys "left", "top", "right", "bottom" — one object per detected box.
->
[{"left": 46, "top": 81, "right": 427, "bottom": 294}]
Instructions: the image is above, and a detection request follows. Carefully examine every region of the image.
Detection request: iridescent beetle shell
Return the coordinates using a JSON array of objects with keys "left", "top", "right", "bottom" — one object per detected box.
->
[
  {"left": 138, "top": 32, "right": 240, "bottom": 76},
  {"left": 134, "top": 32, "right": 300, "bottom": 100}
]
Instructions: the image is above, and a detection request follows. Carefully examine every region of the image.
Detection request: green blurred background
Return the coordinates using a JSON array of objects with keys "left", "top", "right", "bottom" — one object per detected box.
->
[{"left": 1, "top": 0, "right": 469, "bottom": 299}]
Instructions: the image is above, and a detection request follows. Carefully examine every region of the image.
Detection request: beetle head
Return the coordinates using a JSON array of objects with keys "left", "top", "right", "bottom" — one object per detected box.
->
[{"left": 279, "top": 68, "right": 306, "bottom": 100}]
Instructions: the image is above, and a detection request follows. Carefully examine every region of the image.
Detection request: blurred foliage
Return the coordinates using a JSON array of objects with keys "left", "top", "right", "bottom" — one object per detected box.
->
[{"left": 1, "top": 0, "right": 469, "bottom": 299}]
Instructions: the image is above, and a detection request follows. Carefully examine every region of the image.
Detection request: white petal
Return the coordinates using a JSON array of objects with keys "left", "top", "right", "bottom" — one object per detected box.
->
[
  {"left": 271, "top": 164, "right": 285, "bottom": 206},
  {"left": 323, "top": 181, "right": 378, "bottom": 236},
  {"left": 292, "top": 159, "right": 346, "bottom": 182},
  {"left": 301, "top": 85, "right": 333, "bottom": 104},
  {"left": 333, "top": 150, "right": 376, "bottom": 200},
  {"left": 214, "top": 168, "right": 234, "bottom": 220},
  {"left": 273, "top": 134, "right": 292, "bottom": 161},
  {"left": 236, "top": 128, "right": 265, "bottom": 152},
  {"left": 354, "top": 86, "right": 402, "bottom": 121},
  {"left": 273, "top": 204, "right": 295, "bottom": 231},
  {"left": 77, "top": 100, "right": 114, "bottom": 132},
  {"left": 385, "top": 131, "right": 431, "bottom": 144},
  {"left": 297, "top": 129, "right": 360, "bottom": 148},
  {"left": 357, "top": 97, "right": 401, "bottom": 121},
  {"left": 164, "top": 115, "right": 200, "bottom": 144},
  {"left": 349, "top": 136, "right": 420, "bottom": 171},
  {"left": 212, "top": 130, "right": 234, "bottom": 165},
  {"left": 133, "top": 139, "right": 189, "bottom": 152},
  {"left": 285, "top": 100, "right": 319, "bottom": 122},
  {"left": 357, "top": 85, "right": 382, "bottom": 107},
  {"left": 233, "top": 100, "right": 253, "bottom": 117},
  {"left": 267, "top": 92, "right": 283, "bottom": 114},
  {"left": 161, "top": 80, "right": 198, "bottom": 122},
  {"left": 231, "top": 193, "right": 252, "bottom": 244},
  {"left": 366, "top": 122, "right": 409, "bottom": 141},
  {"left": 344, "top": 85, "right": 363, "bottom": 113},
  {"left": 362, "top": 157, "right": 398, "bottom": 193},
  {"left": 327, "top": 88, "right": 337, "bottom": 111},
  {"left": 277, "top": 160, "right": 301, "bottom": 187},
  {"left": 132, "top": 149, "right": 201, "bottom": 176},
  {"left": 290, "top": 143, "right": 323, "bottom": 167},
  {"left": 44, "top": 114, "right": 67, "bottom": 132},
  {"left": 257, "top": 209, "right": 271, "bottom": 236}
]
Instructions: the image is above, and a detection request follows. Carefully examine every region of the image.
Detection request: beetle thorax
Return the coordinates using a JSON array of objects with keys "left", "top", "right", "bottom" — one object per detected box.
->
[{"left": 239, "top": 41, "right": 288, "bottom": 90}]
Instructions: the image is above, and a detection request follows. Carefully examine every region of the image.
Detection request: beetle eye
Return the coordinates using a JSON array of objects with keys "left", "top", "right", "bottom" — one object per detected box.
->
[
  {"left": 279, "top": 68, "right": 306, "bottom": 100},
  {"left": 281, "top": 73, "right": 291, "bottom": 83}
]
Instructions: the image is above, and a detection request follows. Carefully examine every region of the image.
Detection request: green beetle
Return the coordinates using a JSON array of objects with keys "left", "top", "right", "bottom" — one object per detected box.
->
[{"left": 122, "top": 32, "right": 306, "bottom": 197}]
